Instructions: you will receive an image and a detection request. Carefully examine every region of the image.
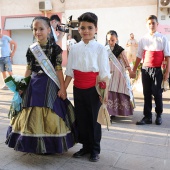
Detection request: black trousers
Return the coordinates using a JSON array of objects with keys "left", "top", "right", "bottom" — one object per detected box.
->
[
  {"left": 141, "top": 67, "right": 163, "bottom": 118},
  {"left": 73, "top": 86, "right": 101, "bottom": 154}
]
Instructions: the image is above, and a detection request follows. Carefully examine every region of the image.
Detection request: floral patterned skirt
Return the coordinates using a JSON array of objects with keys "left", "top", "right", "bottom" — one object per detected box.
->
[{"left": 107, "top": 91, "right": 133, "bottom": 116}]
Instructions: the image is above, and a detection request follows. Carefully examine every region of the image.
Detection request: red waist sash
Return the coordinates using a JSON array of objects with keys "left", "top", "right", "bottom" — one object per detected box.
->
[
  {"left": 142, "top": 50, "right": 164, "bottom": 67},
  {"left": 73, "top": 70, "right": 99, "bottom": 89}
]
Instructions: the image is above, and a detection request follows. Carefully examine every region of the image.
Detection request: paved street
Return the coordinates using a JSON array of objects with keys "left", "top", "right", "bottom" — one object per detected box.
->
[{"left": 0, "top": 65, "right": 170, "bottom": 170}]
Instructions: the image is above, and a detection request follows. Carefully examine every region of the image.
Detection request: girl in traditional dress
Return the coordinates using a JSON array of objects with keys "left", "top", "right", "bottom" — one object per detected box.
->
[
  {"left": 6, "top": 16, "right": 77, "bottom": 154},
  {"left": 106, "top": 30, "right": 135, "bottom": 119}
]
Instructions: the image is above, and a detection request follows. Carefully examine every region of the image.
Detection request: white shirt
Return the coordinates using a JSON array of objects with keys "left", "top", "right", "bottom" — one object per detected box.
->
[
  {"left": 137, "top": 32, "right": 170, "bottom": 59},
  {"left": 67, "top": 38, "right": 77, "bottom": 51},
  {"left": 51, "top": 26, "right": 58, "bottom": 42},
  {"left": 65, "top": 39, "right": 111, "bottom": 79}
]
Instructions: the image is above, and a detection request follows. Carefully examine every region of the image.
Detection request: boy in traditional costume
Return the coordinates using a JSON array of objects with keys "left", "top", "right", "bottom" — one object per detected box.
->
[
  {"left": 132, "top": 15, "right": 170, "bottom": 125},
  {"left": 65, "top": 12, "right": 110, "bottom": 162}
]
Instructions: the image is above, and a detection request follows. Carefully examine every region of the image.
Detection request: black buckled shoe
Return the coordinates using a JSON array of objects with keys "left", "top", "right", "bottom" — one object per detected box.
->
[
  {"left": 73, "top": 149, "right": 90, "bottom": 158},
  {"left": 155, "top": 116, "right": 162, "bottom": 125},
  {"left": 89, "top": 154, "right": 99, "bottom": 162},
  {"left": 136, "top": 117, "right": 152, "bottom": 125}
]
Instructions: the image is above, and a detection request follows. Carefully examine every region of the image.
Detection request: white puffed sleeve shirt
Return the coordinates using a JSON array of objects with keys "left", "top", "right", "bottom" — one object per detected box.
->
[
  {"left": 137, "top": 32, "right": 170, "bottom": 59},
  {"left": 65, "top": 39, "right": 111, "bottom": 79}
]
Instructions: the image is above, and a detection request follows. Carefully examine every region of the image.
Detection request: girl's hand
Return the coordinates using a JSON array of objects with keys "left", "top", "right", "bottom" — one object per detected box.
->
[
  {"left": 58, "top": 89, "right": 67, "bottom": 100},
  {"left": 129, "top": 70, "right": 136, "bottom": 79},
  {"left": 19, "top": 90, "right": 23, "bottom": 95}
]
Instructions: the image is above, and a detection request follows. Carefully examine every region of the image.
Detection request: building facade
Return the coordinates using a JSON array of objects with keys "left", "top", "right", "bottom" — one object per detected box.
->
[{"left": 0, "top": 0, "right": 169, "bottom": 65}]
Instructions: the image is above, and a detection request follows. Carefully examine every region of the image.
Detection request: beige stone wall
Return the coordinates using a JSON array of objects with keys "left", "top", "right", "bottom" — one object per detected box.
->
[
  {"left": 0, "top": 0, "right": 65, "bottom": 16},
  {"left": 1, "top": 0, "right": 40, "bottom": 15},
  {"left": 65, "top": 0, "right": 157, "bottom": 9},
  {"left": 0, "top": 0, "right": 157, "bottom": 16}
]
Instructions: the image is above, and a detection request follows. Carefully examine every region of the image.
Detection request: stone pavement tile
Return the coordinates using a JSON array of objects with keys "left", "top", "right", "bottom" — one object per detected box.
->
[
  {"left": 167, "top": 135, "right": 170, "bottom": 147},
  {"left": 0, "top": 144, "right": 26, "bottom": 168},
  {"left": 107, "top": 125, "right": 136, "bottom": 133},
  {"left": 114, "top": 153, "right": 165, "bottom": 170},
  {"left": 0, "top": 119, "right": 9, "bottom": 127},
  {"left": 0, "top": 143, "right": 79, "bottom": 170},
  {"left": 0, "top": 127, "right": 8, "bottom": 144},
  {"left": 108, "top": 123, "right": 137, "bottom": 131},
  {"left": 58, "top": 150, "right": 121, "bottom": 170},
  {"left": 0, "top": 91, "right": 13, "bottom": 100},
  {"left": 0, "top": 114, "right": 9, "bottom": 120},
  {"left": 134, "top": 126, "right": 168, "bottom": 138},
  {"left": 58, "top": 161, "right": 114, "bottom": 170},
  {"left": 0, "top": 107, "right": 11, "bottom": 116},
  {"left": 125, "top": 142, "right": 168, "bottom": 159},
  {"left": 1, "top": 152, "right": 73, "bottom": 170},
  {"left": 1, "top": 146, "right": 121, "bottom": 170},
  {"left": 108, "top": 119, "right": 169, "bottom": 139},
  {"left": 1, "top": 146, "right": 79, "bottom": 170},
  {"left": 162, "top": 113, "right": 170, "bottom": 129},
  {"left": 102, "top": 128, "right": 133, "bottom": 142},
  {"left": 166, "top": 142, "right": 170, "bottom": 156},
  {"left": 101, "top": 137, "right": 130, "bottom": 153},
  {"left": 0, "top": 121, "right": 9, "bottom": 144},
  {"left": 164, "top": 160, "right": 170, "bottom": 170},
  {"left": 131, "top": 134, "right": 168, "bottom": 146},
  {"left": 166, "top": 147, "right": 170, "bottom": 170}
]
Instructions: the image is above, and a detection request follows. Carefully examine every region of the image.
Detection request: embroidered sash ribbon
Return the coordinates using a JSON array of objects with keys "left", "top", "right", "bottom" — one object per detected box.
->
[{"left": 29, "top": 42, "right": 60, "bottom": 88}]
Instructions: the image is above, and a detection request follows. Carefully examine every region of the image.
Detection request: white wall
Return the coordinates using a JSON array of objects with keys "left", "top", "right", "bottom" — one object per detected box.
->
[
  {"left": 157, "top": 7, "right": 170, "bottom": 41},
  {"left": 65, "top": 5, "right": 157, "bottom": 49}
]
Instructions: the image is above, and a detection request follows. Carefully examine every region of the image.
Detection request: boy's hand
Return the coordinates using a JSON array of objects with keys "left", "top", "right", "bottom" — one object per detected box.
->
[
  {"left": 99, "top": 94, "right": 108, "bottom": 104},
  {"left": 163, "top": 71, "right": 169, "bottom": 81}
]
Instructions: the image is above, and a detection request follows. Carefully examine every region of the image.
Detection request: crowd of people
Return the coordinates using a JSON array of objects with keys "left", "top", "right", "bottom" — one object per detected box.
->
[{"left": 0, "top": 12, "right": 170, "bottom": 162}]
